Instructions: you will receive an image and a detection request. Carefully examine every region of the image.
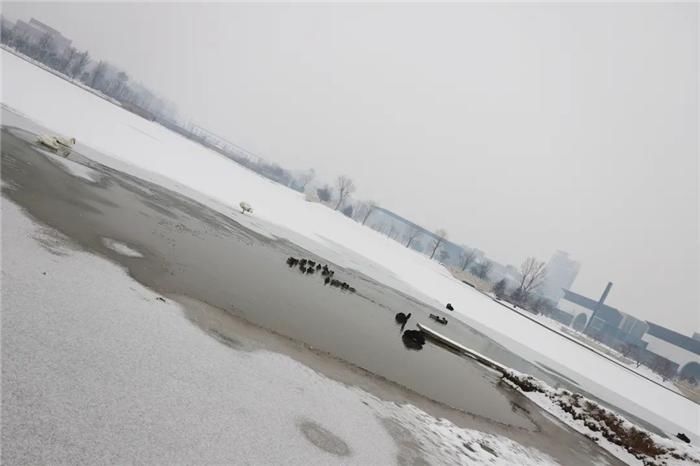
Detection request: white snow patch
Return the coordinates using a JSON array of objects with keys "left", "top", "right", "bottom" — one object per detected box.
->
[
  {"left": 2, "top": 48, "right": 698, "bottom": 441},
  {"left": 101, "top": 237, "right": 144, "bottom": 258}
]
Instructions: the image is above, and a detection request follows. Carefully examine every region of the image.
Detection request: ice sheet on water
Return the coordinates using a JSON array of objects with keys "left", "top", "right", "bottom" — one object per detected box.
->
[
  {"left": 34, "top": 145, "right": 101, "bottom": 182},
  {"left": 100, "top": 237, "right": 144, "bottom": 258}
]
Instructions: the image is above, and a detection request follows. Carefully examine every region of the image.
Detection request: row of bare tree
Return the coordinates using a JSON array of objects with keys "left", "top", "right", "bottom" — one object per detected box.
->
[
  {"left": 320, "top": 177, "right": 550, "bottom": 302},
  {"left": 2, "top": 24, "right": 175, "bottom": 120}
]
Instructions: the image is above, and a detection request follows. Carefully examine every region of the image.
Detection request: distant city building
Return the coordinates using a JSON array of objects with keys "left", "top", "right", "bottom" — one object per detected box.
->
[
  {"left": 618, "top": 314, "right": 648, "bottom": 342},
  {"left": 643, "top": 323, "right": 700, "bottom": 380},
  {"left": 559, "top": 284, "right": 648, "bottom": 347},
  {"left": 541, "top": 250, "right": 580, "bottom": 304},
  {"left": 558, "top": 283, "right": 699, "bottom": 379},
  {"left": 12, "top": 18, "right": 72, "bottom": 59}
]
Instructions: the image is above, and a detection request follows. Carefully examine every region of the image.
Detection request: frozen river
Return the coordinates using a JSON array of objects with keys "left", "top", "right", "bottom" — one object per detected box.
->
[{"left": 1, "top": 111, "right": 624, "bottom": 465}]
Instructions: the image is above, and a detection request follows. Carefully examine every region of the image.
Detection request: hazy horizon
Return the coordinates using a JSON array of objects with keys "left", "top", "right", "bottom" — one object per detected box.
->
[{"left": 3, "top": 2, "right": 698, "bottom": 334}]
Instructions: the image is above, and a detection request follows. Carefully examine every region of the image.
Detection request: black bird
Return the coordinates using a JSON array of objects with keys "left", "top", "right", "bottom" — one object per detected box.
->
[
  {"left": 306, "top": 267, "right": 314, "bottom": 274},
  {"left": 446, "top": 303, "right": 454, "bottom": 311},
  {"left": 324, "top": 277, "right": 331, "bottom": 285},
  {"left": 402, "top": 329, "right": 425, "bottom": 350},
  {"left": 677, "top": 433, "right": 691, "bottom": 444},
  {"left": 395, "top": 312, "right": 412, "bottom": 331},
  {"left": 300, "top": 259, "right": 307, "bottom": 267},
  {"left": 300, "top": 266, "right": 307, "bottom": 273},
  {"left": 316, "top": 264, "right": 322, "bottom": 271},
  {"left": 308, "top": 261, "right": 316, "bottom": 268}
]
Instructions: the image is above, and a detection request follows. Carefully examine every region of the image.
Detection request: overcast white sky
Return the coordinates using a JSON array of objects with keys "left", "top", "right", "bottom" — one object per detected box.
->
[{"left": 3, "top": 2, "right": 698, "bottom": 334}]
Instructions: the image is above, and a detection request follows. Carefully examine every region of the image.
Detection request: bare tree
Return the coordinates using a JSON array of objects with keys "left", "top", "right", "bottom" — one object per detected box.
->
[
  {"left": 317, "top": 185, "right": 333, "bottom": 203},
  {"left": 620, "top": 343, "right": 642, "bottom": 367},
  {"left": 404, "top": 226, "right": 422, "bottom": 248},
  {"left": 297, "top": 169, "right": 315, "bottom": 190},
  {"left": 1, "top": 22, "right": 14, "bottom": 43},
  {"left": 651, "top": 355, "right": 675, "bottom": 382},
  {"left": 37, "top": 32, "right": 54, "bottom": 61},
  {"left": 472, "top": 260, "right": 492, "bottom": 279},
  {"left": 341, "top": 204, "right": 354, "bottom": 218},
  {"left": 60, "top": 47, "right": 77, "bottom": 74},
  {"left": 361, "top": 201, "right": 377, "bottom": 225},
  {"left": 493, "top": 279, "right": 507, "bottom": 298},
  {"left": 114, "top": 71, "right": 129, "bottom": 99},
  {"left": 71, "top": 51, "right": 90, "bottom": 79},
  {"left": 517, "top": 257, "right": 547, "bottom": 297},
  {"left": 629, "top": 345, "right": 643, "bottom": 368},
  {"left": 334, "top": 176, "right": 356, "bottom": 210},
  {"left": 429, "top": 229, "right": 448, "bottom": 259},
  {"left": 91, "top": 60, "right": 108, "bottom": 88},
  {"left": 460, "top": 247, "right": 477, "bottom": 271}
]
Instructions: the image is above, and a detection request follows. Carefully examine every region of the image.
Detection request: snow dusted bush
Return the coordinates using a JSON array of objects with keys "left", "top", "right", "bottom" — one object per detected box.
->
[
  {"left": 503, "top": 371, "right": 700, "bottom": 466},
  {"left": 304, "top": 185, "right": 320, "bottom": 202}
]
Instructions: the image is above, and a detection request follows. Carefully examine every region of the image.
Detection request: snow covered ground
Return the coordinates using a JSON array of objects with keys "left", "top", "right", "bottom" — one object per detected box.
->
[
  {"left": 2, "top": 198, "right": 559, "bottom": 465},
  {"left": 2, "top": 49, "right": 698, "bottom": 442}
]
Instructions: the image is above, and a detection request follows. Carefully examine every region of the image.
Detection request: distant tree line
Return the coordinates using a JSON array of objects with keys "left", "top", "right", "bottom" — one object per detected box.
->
[{"left": 2, "top": 23, "right": 175, "bottom": 121}]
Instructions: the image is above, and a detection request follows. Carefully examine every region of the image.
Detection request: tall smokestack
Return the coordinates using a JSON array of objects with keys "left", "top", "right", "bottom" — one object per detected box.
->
[
  {"left": 584, "top": 282, "right": 613, "bottom": 334},
  {"left": 597, "top": 282, "right": 613, "bottom": 307}
]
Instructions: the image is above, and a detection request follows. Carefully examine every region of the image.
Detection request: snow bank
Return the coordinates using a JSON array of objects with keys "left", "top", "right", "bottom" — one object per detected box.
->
[
  {"left": 502, "top": 370, "right": 700, "bottom": 466},
  {"left": 2, "top": 49, "right": 698, "bottom": 441},
  {"left": 2, "top": 198, "right": 557, "bottom": 465}
]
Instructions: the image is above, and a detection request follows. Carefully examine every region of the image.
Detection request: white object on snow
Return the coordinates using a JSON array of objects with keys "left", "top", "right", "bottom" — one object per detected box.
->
[
  {"left": 37, "top": 134, "right": 75, "bottom": 151},
  {"left": 239, "top": 202, "right": 253, "bottom": 214}
]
